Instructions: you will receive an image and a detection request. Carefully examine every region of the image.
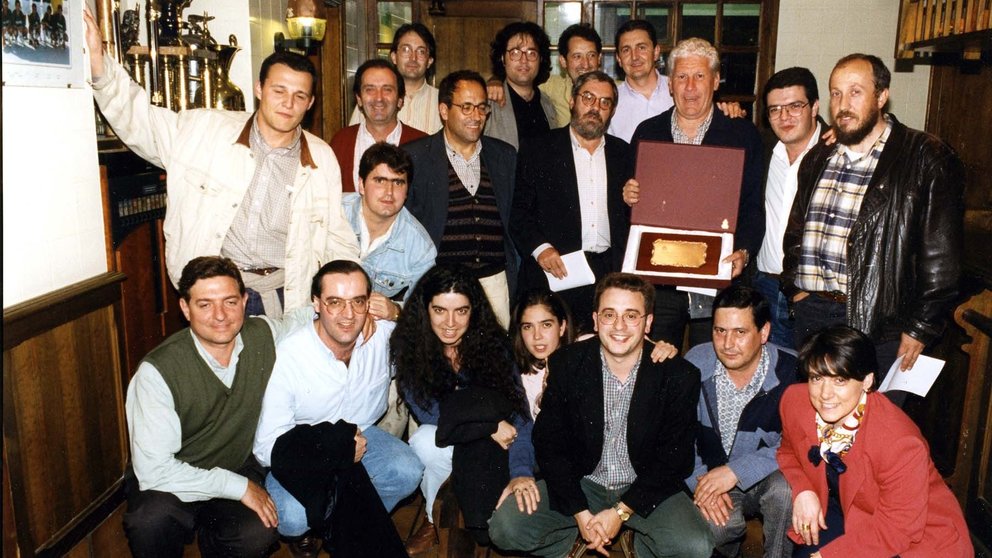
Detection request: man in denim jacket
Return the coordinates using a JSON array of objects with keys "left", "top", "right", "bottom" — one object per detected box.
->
[{"left": 343, "top": 142, "right": 436, "bottom": 437}]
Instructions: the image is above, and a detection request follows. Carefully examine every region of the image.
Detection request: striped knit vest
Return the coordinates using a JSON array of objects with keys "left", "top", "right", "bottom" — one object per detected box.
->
[{"left": 436, "top": 158, "right": 506, "bottom": 277}]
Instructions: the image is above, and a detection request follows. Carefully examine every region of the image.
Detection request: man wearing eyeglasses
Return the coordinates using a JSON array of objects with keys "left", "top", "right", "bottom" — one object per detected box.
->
[
  {"left": 404, "top": 70, "right": 519, "bottom": 326},
  {"left": 753, "top": 67, "right": 825, "bottom": 350},
  {"left": 484, "top": 21, "right": 560, "bottom": 150},
  {"left": 510, "top": 70, "right": 632, "bottom": 334},
  {"left": 489, "top": 24, "right": 604, "bottom": 132},
  {"left": 350, "top": 23, "right": 442, "bottom": 134},
  {"left": 490, "top": 272, "right": 713, "bottom": 557},
  {"left": 253, "top": 260, "right": 423, "bottom": 555}
]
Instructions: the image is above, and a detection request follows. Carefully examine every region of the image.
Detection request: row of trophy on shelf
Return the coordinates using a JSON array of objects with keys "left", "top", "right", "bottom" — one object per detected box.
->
[{"left": 95, "top": 0, "right": 246, "bottom": 112}]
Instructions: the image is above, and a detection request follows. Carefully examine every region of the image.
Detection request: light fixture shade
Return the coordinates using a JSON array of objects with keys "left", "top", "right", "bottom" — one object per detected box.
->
[
  {"left": 287, "top": 16, "right": 327, "bottom": 41},
  {"left": 286, "top": 0, "right": 327, "bottom": 40}
]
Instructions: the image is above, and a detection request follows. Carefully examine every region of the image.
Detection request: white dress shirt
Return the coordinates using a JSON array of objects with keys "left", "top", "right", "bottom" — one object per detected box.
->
[
  {"left": 757, "top": 123, "right": 821, "bottom": 274},
  {"left": 253, "top": 319, "right": 396, "bottom": 467},
  {"left": 532, "top": 129, "right": 611, "bottom": 259}
]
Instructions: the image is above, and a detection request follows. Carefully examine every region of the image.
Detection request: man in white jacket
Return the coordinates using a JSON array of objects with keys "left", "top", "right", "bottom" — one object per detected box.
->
[{"left": 84, "top": 8, "right": 359, "bottom": 318}]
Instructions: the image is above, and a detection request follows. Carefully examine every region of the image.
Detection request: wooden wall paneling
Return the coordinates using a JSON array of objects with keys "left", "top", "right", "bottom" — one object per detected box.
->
[
  {"left": 421, "top": 1, "right": 537, "bottom": 80},
  {"left": 318, "top": 5, "right": 347, "bottom": 141},
  {"left": 114, "top": 221, "right": 164, "bottom": 375},
  {"left": 927, "top": 62, "right": 992, "bottom": 285},
  {"left": 3, "top": 272, "right": 129, "bottom": 556}
]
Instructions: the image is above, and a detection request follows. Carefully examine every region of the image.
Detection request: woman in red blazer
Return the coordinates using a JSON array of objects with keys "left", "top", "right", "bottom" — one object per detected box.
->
[{"left": 777, "top": 325, "right": 972, "bottom": 558}]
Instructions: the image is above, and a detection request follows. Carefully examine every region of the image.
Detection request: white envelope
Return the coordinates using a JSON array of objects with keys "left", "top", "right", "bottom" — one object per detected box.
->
[{"left": 544, "top": 250, "right": 597, "bottom": 292}]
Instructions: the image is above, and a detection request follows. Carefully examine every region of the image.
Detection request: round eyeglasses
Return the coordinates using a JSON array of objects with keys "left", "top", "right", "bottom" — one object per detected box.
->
[
  {"left": 577, "top": 91, "right": 615, "bottom": 110},
  {"left": 597, "top": 309, "right": 644, "bottom": 326}
]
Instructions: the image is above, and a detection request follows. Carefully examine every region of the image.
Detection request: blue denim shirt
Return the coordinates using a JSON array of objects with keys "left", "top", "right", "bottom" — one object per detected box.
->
[{"left": 344, "top": 193, "right": 437, "bottom": 302}]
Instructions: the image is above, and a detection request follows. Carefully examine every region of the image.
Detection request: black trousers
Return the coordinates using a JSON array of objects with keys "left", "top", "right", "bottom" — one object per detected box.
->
[{"left": 123, "top": 461, "right": 278, "bottom": 558}]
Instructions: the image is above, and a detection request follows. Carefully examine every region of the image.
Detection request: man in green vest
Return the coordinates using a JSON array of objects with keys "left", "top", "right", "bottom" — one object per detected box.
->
[{"left": 123, "top": 256, "right": 312, "bottom": 557}]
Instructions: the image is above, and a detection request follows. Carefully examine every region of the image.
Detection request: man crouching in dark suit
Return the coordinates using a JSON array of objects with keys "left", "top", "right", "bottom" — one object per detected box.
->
[
  {"left": 489, "top": 273, "right": 714, "bottom": 557},
  {"left": 511, "top": 70, "right": 632, "bottom": 334}
]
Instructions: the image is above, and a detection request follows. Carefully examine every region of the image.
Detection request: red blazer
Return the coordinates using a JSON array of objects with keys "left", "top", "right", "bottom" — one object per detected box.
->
[
  {"left": 329, "top": 123, "right": 426, "bottom": 192},
  {"left": 777, "top": 385, "right": 972, "bottom": 557}
]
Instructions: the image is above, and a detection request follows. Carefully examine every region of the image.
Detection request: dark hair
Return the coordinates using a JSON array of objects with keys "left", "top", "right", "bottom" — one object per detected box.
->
[
  {"left": 391, "top": 264, "right": 522, "bottom": 412},
  {"left": 834, "top": 53, "right": 891, "bottom": 93},
  {"left": 593, "top": 272, "right": 655, "bottom": 315},
  {"left": 489, "top": 21, "right": 552, "bottom": 86},
  {"left": 558, "top": 23, "right": 602, "bottom": 56},
  {"left": 358, "top": 142, "right": 413, "bottom": 182},
  {"left": 310, "top": 260, "right": 371, "bottom": 300},
  {"left": 353, "top": 58, "right": 406, "bottom": 99},
  {"left": 571, "top": 70, "right": 618, "bottom": 101},
  {"left": 763, "top": 66, "right": 819, "bottom": 104},
  {"left": 798, "top": 325, "right": 878, "bottom": 390},
  {"left": 511, "top": 289, "right": 576, "bottom": 372},
  {"left": 614, "top": 19, "right": 657, "bottom": 51},
  {"left": 259, "top": 51, "right": 317, "bottom": 95},
  {"left": 712, "top": 285, "right": 771, "bottom": 330},
  {"left": 178, "top": 256, "right": 245, "bottom": 301},
  {"left": 390, "top": 23, "right": 437, "bottom": 80},
  {"left": 438, "top": 70, "right": 487, "bottom": 106}
]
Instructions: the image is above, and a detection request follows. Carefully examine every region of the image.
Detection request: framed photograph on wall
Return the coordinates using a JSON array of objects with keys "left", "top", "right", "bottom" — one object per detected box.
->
[{"left": 2, "top": 0, "right": 86, "bottom": 88}]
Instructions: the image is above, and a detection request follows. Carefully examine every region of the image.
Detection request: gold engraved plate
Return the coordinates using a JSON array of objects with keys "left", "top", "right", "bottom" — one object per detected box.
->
[{"left": 650, "top": 239, "right": 708, "bottom": 268}]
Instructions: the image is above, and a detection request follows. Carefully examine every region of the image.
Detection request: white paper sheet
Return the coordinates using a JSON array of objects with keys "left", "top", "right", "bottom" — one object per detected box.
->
[
  {"left": 878, "top": 354, "right": 946, "bottom": 397},
  {"left": 544, "top": 250, "right": 597, "bottom": 292}
]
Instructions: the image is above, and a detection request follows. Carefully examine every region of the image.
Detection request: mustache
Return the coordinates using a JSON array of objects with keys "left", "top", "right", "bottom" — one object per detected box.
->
[{"left": 834, "top": 110, "right": 858, "bottom": 120}]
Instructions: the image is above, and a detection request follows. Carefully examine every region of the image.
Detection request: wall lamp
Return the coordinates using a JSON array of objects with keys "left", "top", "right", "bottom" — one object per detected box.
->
[{"left": 274, "top": 0, "right": 339, "bottom": 55}]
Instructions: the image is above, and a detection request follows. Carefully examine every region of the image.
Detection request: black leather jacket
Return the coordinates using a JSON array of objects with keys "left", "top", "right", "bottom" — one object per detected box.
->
[{"left": 782, "top": 114, "right": 964, "bottom": 344}]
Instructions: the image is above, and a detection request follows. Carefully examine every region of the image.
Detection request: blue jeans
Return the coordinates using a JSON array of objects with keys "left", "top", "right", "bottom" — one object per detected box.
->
[
  {"left": 266, "top": 425, "right": 423, "bottom": 536},
  {"left": 752, "top": 271, "right": 795, "bottom": 350},
  {"left": 489, "top": 478, "right": 714, "bottom": 557}
]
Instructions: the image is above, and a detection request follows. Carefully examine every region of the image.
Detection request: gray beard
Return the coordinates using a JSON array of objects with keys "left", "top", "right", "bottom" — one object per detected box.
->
[{"left": 571, "top": 114, "right": 607, "bottom": 140}]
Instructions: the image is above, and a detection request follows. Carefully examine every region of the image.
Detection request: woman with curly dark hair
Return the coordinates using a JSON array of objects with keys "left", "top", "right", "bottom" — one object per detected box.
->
[{"left": 392, "top": 264, "right": 536, "bottom": 553}]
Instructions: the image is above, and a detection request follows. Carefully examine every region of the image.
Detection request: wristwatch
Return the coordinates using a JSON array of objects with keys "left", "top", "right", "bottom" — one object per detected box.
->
[{"left": 614, "top": 504, "right": 631, "bottom": 522}]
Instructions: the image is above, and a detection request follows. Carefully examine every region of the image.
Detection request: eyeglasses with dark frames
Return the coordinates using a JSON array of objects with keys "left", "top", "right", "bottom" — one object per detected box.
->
[
  {"left": 451, "top": 102, "right": 491, "bottom": 116},
  {"left": 577, "top": 91, "right": 615, "bottom": 110}
]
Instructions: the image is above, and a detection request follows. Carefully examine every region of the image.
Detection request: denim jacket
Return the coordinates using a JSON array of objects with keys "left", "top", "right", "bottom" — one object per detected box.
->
[{"left": 343, "top": 193, "right": 437, "bottom": 302}]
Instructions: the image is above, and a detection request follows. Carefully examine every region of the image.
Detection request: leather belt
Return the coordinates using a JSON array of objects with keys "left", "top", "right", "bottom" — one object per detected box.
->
[
  {"left": 811, "top": 290, "right": 848, "bottom": 304},
  {"left": 241, "top": 267, "right": 281, "bottom": 276},
  {"left": 759, "top": 271, "right": 781, "bottom": 281}
]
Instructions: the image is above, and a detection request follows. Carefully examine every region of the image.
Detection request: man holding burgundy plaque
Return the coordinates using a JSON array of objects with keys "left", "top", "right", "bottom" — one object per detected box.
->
[{"left": 622, "top": 38, "right": 765, "bottom": 349}]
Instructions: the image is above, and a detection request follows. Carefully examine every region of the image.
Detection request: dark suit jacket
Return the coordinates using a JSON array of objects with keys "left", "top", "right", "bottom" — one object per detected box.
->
[
  {"left": 511, "top": 128, "right": 633, "bottom": 290},
  {"left": 631, "top": 107, "right": 765, "bottom": 260},
  {"left": 777, "top": 385, "right": 973, "bottom": 557},
  {"left": 403, "top": 131, "right": 520, "bottom": 292},
  {"left": 329, "top": 123, "right": 426, "bottom": 192},
  {"left": 534, "top": 338, "right": 701, "bottom": 518}
]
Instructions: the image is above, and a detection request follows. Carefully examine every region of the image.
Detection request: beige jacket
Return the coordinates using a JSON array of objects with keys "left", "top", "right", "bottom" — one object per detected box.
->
[{"left": 91, "top": 55, "right": 359, "bottom": 310}]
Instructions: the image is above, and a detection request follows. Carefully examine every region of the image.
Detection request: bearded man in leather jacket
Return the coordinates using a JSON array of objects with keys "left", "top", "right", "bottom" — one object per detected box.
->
[{"left": 781, "top": 53, "right": 963, "bottom": 393}]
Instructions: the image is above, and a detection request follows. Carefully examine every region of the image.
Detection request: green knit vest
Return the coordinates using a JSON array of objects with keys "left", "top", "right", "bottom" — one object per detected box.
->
[{"left": 142, "top": 318, "right": 276, "bottom": 472}]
